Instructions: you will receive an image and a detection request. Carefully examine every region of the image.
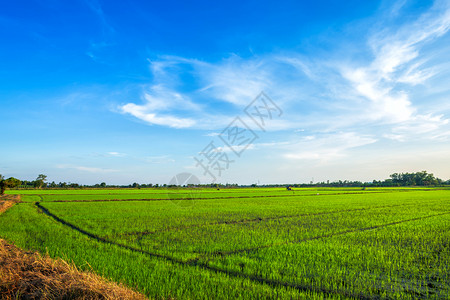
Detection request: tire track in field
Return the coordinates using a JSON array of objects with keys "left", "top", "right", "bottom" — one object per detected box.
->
[
  {"left": 35, "top": 202, "right": 187, "bottom": 264},
  {"left": 206, "top": 211, "right": 450, "bottom": 258},
  {"left": 38, "top": 202, "right": 449, "bottom": 300},
  {"left": 117, "top": 202, "right": 416, "bottom": 243},
  {"left": 34, "top": 201, "right": 375, "bottom": 299}
]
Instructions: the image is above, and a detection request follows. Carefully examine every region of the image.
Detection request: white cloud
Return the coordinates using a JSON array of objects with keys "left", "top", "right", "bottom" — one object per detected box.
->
[
  {"left": 284, "top": 132, "right": 377, "bottom": 162},
  {"left": 342, "top": 68, "right": 416, "bottom": 123},
  {"left": 121, "top": 102, "right": 196, "bottom": 128},
  {"left": 107, "top": 152, "right": 126, "bottom": 157}
]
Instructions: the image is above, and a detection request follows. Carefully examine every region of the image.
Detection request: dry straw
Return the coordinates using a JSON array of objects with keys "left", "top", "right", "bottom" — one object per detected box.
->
[{"left": 0, "top": 239, "right": 148, "bottom": 299}]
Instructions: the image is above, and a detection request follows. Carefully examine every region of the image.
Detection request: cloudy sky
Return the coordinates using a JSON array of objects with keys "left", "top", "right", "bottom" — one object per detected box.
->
[{"left": 1, "top": 0, "right": 449, "bottom": 185}]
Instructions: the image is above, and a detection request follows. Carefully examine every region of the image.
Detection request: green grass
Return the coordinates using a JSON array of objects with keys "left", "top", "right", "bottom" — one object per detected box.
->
[
  {"left": 1, "top": 187, "right": 449, "bottom": 299},
  {"left": 12, "top": 186, "right": 435, "bottom": 202}
]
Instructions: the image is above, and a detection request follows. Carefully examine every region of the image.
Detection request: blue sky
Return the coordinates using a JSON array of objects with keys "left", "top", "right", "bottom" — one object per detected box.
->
[{"left": 1, "top": 0, "right": 449, "bottom": 185}]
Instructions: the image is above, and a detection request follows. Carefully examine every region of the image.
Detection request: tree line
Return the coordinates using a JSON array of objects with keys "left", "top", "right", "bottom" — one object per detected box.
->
[
  {"left": 1, "top": 171, "right": 449, "bottom": 194},
  {"left": 268, "top": 171, "right": 449, "bottom": 188}
]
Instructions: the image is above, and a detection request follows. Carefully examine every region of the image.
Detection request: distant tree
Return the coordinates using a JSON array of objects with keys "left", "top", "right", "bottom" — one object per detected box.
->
[
  {"left": 59, "top": 182, "right": 67, "bottom": 188},
  {"left": 383, "top": 179, "right": 393, "bottom": 186},
  {"left": 100, "top": 182, "right": 106, "bottom": 188},
  {"left": 0, "top": 177, "right": 21, "bottom": 195},
  {"left": 390, "top": 173, "right": 401, "bottom": 186},
  {"left": 49, "top": 181, "right": 57, "bottom": 188},
  {"left": 387, "top": 171, "right": 441, "bottom": 186},
  {"left": 34, "top": 174, "right": 47, "bottom": 188}
]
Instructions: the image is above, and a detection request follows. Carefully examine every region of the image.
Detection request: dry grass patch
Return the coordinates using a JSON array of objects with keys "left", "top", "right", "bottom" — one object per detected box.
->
[
  {"left": 0, "top": 201, "right": 15, "bottom": 215},
  {"left": 0, "top": 194, "right": 20, "bottom": 214},
  {"left": 0, "top": 239, "right": 148, "bottom": 299}
]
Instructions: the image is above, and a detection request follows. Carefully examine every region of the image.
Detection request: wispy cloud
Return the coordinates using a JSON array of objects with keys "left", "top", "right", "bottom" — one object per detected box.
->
[
  {"left": 89, "top": 152, "right": 127, "bottom": 158},
  {"left": 284, "top": 132, "right": 377, "bottom": 162},
  {"left": 84, "top": 0, "right": 115, "bottom": 62},
  {"left": 119, "top": 0, "right": 450, "bottom": 146},
  {"left": 298, "top": 1, "right": 450, "bottom": 140},
  {"left": 204, "top": 132, "right": 221, "bottom": 137},
  {"left": 121, "top": 103, "right": 196, "bottom": 128},
  {"left": 107, "top": 151, "right": 126, "bottom": 157},
  {"left": 212, "top": 144, "right": 256, "bottom": 154},
  {"left": 119, "top": 55, "right": 273, "bottom": 129},
  {"left": 339, "top": 0, "right": 450, "bottom": 132},
  {"left": 56, "top": 164, "right": 117, "bottom": 173},
  {"left": 145, "top": 155, "right": 175, "bottom": 164},
  {"left": 120, "top": 81, "right": 202, "bottom": 128},
  {"left": 197, "top": 55, "right": 271, "bottom": 106},
  {"left": 119, "top": 54, "right": 317, "bottom": 131}
]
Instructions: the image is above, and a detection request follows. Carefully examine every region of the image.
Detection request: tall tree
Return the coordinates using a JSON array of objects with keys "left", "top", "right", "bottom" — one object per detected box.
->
[{"left": 34, "top": 174, "right": 47, "bottom": 189}]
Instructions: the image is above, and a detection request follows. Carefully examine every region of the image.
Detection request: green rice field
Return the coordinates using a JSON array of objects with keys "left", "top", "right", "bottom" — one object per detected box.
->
[{"left": 1, "top": 187, "right": 449, "bottom": 299}]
